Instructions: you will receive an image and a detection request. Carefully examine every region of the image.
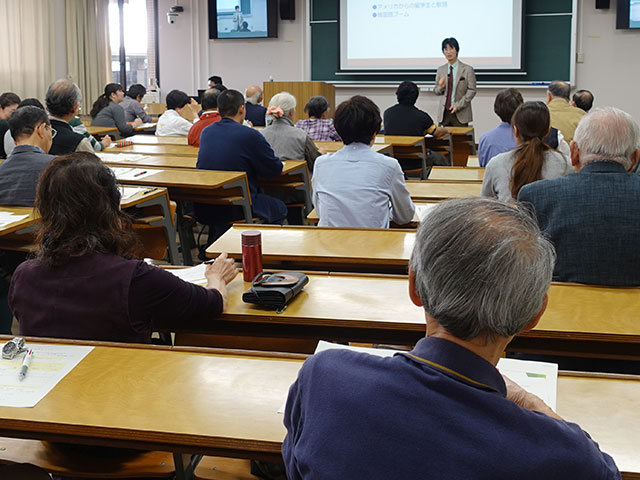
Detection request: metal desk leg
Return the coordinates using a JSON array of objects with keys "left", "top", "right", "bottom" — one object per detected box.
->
[
  {"left": 176, "top": 201, "right": 194, "bottom": 266},
  {"left": 226, "top": 179, "right": 253, "bottom": 224},
  {"left": 297, "top": 167, "right": 313, "bottom": 215},
  {"left": 173, "top": 453, "right": 203, "bottom": 480}
]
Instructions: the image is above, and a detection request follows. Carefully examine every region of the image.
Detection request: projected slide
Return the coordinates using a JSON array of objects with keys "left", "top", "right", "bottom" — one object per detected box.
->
[
  {"left": 340, "top": 0, "right": 523, "bottom": 70},
  {"left": 216, "top": 0, "right": 268, "bottom": 38},
  {"left": 631, "top": 0, "right": 640, "bottom": 28}
]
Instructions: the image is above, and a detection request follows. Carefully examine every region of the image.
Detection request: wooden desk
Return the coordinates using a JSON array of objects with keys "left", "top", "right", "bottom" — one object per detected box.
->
[
  {"left": 444, "top": 126, "right": 476, "bottom": 166},
  {"left": 205, "top": 224, "right": 415, "bottom": 274},
  {"left": 128, "top": 134, "right": 188, "bottom": 145},
  {"left": 114, "top": 168, "right": 252, "bottom": 265},
  {"left": 0, "top": 191, "right": 179, "bottom": 264},
  {"left": 0, "top": 339, "right": 638, "bottom": 478},
  {"left": 0, "top": 207, "right": 38, "bottom": 236},
  {"left": 305, "top": 202, "right": 438, "bottom": 228},
  {"left": 428, "top": 166, "right": 484, "bottom": 182},
  {"left": 176, "top": 271, "right": 640, "bottom": 361},
  {"left": 314, "top": 141, "right": 393, "bottom": 156},
  {"left": 0, "top": 340, "right": 299, "bottom": 477},
  {"left": 86, "top": 126, "right": 119, "bottom": 137},
  {"left": 406, "top": 180, "right": 482, "bottom": 201},
  {"left": 110, "top": 144, "right": 199, "bottom": 157}
]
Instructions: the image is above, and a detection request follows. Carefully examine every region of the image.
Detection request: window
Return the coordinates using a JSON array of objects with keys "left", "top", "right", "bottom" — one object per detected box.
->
[{"left": 109, "top": 0, "right": 158, "bottom": 89}]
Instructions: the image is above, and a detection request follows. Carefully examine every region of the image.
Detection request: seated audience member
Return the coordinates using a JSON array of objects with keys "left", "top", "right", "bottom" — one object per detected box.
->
[
  {"left": 188, "top": 88, "right": 221, "bottom": 146},
  {"left": 261, "top": 91, "right": 321, "bottom": 171},
  {"left": 0, "top": 106, "right": 54, "bottom": 206},
  {"left": 208, "top": 75, "right": 226, "bottom": 90},
  {"left": 3, "top": 98, "right": 48, "bottom": 157},
  {"left": 9, "top": 152, "right": 238, "bottom": 342},
  {"left": 546, "top": 80, "right": 585, "bottom": 142},
  {"left": 69, "top": 115, "right": 112, "bottom": 152},
  {"left": 121, "top": 83, "right": 153, "bottom": 123},
  {"left": 283, "top": 197, "right": 620, "bottom": 480},
  {"left": 244, "top": 84, "right": 267, "bottom": 126},
  {"left": 46, "top": 79, "right": 95, "bottom": 155},
  {"left": 0, "top": 106, "right": 56, "bottom": 334},
  {"left": 0, "top": 92, "right": 20, "bottom": 158},
  {"left": 482, "top": 101, "right": 571, "bottom": 203},
  {"left": 195, "top": 89, "right": 286, "bottom": 241},
  {"left": 519, "top": 107, "right": 640, "bottom": 286},
  {"left": 312, "top": 96, "right": 415, "bottom": 228},
  {"left": 572, "top": 89, "right": 594, "bottom": 113},
  {"left": 295, "top": 96, "right": 341, "bottom": 142},
  {"left": 478, "top": 88, "right": 523, "bottom": 167},
  {"left": 383, "top": 81, "right": 449, "bottom": 167},
  {"left": 155, "top": 89, "right": 198, "bottom": 136},
  {"left": 90, "top": 83, "right": 142, "bottom": 137}
]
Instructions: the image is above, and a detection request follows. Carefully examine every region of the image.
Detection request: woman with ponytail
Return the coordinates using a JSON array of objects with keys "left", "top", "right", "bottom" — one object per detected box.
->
[
  {"left": 90, "top": 83, "right": 142, "bottom": 137},
  {"left": 481, "top": 101, "right": 572, "bottom": 203}
]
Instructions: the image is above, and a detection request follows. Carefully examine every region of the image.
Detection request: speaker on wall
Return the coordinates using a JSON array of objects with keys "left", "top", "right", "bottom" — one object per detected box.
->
[
  {"left": 280, "top": 0, "right": 295, "bottom": 20},
  {"left": 595, "top": 0, "right": 610, "bottom": 9}
]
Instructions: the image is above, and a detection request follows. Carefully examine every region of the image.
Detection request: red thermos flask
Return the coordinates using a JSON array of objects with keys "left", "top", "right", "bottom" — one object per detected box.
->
[{"left": 241, "top": 231, "right": 263, "bottom": 282}]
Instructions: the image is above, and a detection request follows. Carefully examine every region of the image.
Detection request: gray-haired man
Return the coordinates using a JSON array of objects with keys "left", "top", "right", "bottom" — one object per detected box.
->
[
  {"left": 519, "top": 107, "right": 640, "bottom": 286},
  {"left": 283, "top": 198, "right": 620, "bottom": 480}
]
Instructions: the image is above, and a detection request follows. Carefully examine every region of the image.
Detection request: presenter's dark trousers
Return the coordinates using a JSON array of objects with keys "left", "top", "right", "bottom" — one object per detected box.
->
[{"left": 441, "top": 109, "right": 468, "bottom": 127}]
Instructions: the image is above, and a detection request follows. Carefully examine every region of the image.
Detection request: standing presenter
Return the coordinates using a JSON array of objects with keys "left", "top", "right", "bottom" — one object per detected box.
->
[{"left": 433, "top": 37, "right": 476, "bottom": 126}]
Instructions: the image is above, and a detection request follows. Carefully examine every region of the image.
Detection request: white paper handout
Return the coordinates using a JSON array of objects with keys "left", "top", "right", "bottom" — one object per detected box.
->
[
  {"left": 120, "top": 186, "right": 149, "bottom": 201},
  {"left": 0, "top": 344, "right": 94, "bottom": 408},
  {"left": 98, "top": 153, "right": 153, "bottom": 162},
  {"left": 0, "top": 212, "right": 29, "bottom": 229},
  {"left": 281, "top": 341, "right": 558, "bottom": 412},
  {"left": 166, "top": 263, "right": 208, "bottom": 287},
  {"left": 110, "top": 167, "right": 161, "bottom": 181}
]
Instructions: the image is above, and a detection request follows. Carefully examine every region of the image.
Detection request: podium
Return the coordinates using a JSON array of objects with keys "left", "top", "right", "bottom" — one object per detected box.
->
[{"left": 263, "top": 81, "right": 335, "bottom": 125}]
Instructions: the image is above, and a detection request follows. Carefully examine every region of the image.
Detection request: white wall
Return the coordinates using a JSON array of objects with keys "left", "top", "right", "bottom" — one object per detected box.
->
[{"left": 157, "top": 0, "right": 640, "bottom": 137}]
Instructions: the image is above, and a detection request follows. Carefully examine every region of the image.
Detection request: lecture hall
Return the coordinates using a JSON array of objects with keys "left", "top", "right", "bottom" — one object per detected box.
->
[{"left": 0, "top": 0, "right": 639, "bottom": 479}]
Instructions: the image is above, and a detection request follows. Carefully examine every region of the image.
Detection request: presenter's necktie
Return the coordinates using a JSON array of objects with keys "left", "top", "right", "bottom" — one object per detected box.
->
[{"left": 444, "top": 65, "right": 454, "bottom": 111}]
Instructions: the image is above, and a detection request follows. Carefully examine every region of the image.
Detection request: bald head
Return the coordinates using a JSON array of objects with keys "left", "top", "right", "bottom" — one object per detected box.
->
[
  {"left": 245, "top": 85, "right": 263, "bottom": 105},
  {"left": 45, "top": 79, "right": 82, "bottom": 120}
]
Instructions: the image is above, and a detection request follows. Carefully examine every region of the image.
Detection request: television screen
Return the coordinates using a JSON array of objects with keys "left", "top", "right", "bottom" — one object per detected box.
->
[
  {"left": 616, "top": 0, "right": 640, "bottom": 29},
  {"left": 208, "top": 0, "right": 278, "bottom": 39}
]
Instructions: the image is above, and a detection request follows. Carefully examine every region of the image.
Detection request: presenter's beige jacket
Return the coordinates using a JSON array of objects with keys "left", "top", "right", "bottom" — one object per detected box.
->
[{"left": 433, "top": 61, "right": 476, "bottom": 124}]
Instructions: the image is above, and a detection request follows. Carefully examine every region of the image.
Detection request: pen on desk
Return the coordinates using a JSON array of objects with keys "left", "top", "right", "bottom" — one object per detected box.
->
[
  {"left": 133, "top": 170, "right": 148, "bottom": 177},
  {"left": 18, "top": 349, "right": 33, "bottom": 381},
  {"left": 141, "top": 187, "right": 159, "bottom": 195}
]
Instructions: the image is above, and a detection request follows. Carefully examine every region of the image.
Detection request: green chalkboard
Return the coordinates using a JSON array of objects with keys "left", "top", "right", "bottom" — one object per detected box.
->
[{"left": 311, "top": 0, "right": 573, "bottom": 84}]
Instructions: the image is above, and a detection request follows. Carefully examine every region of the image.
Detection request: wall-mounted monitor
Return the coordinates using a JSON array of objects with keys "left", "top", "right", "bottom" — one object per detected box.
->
[
  {"left": 208, "top": 0, "right": 278, "bottom": 39},
  {"left": 617, "top": 0, "right": 640, "bottom": 29}
]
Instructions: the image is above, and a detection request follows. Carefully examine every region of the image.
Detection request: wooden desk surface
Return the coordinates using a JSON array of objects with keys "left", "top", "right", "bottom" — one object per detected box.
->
[
  {"left": 0, "top": 340, "right": 636, "bottom": 475},
  {"left": 0, "top": 206, "right": 39, "bottom": 236},
  {"left": 0, "top": 343, "right": 297, "bottom": 458},
  {"left": 102, "top": 155, "right": 303, "bottom": 177},
  {"left": 206, "top": 225, "right": 415, "bottom": 269},
  {"left": 114, "top": 167, "right": 247, "bottom": 190},
  {"left": 428, "top": 166, "right": 484, "bottom": 182},
  {"left": 375, "top": 135, "right": 424, "bottom": 147},
  {"left": 445, "top": 126, "right": 474, "bottom": 136},
  {"left": 86, "top": 126, "right": 118, "bottom": 136},
  {"left": 110, "top": 144, "right": 199, "bottom": 157},
  {"left": 128, "top": 134, "right": 188, "bottom": 145},
  {"left": 314, "top": 141, "right": 392, "bottom": 155},
  {"left": 305, "top": 202, "right": 437, "bottom": 226},
  {"left": 406, "top": 180, "right": 482, "bottom": 200}
]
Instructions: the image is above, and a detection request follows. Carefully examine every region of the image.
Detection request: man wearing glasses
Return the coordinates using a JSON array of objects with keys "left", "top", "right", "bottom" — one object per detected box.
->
[{"left": 0, "top": 105, "right": 55, "bottom": 206}]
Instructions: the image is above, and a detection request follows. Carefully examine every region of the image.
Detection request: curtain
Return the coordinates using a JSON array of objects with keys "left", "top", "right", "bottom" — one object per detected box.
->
[
  {"left": 0, "top": 0, "right": 56, "bottom": 100},
  {"left": 65, "top": 0, "right": 112, "bottom": 113}
]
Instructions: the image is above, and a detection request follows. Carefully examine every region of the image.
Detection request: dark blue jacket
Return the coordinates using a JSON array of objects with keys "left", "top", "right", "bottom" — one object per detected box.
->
[
  {"left": 245, "top": 102, "right": 267, "bottom": 127},
  {"left": 195, "top": 117, "right": 286, "bottom": 224},
  {"left": 283, "top": 337, "right": 620, "bottom": 480},
  {"left": 519, "top": 160, "right": 640, "bottom": 286}
]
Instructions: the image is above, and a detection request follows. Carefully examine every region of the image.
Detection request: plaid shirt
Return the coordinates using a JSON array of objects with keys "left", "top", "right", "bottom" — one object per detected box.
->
[{"left": 295, "top": 118, "right": 341, "bottom": 142}]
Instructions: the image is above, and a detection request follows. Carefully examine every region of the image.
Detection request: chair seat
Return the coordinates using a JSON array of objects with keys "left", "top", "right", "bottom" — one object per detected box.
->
[{"left": 194, "top": 457, "right": 260, "bottom": 480}]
